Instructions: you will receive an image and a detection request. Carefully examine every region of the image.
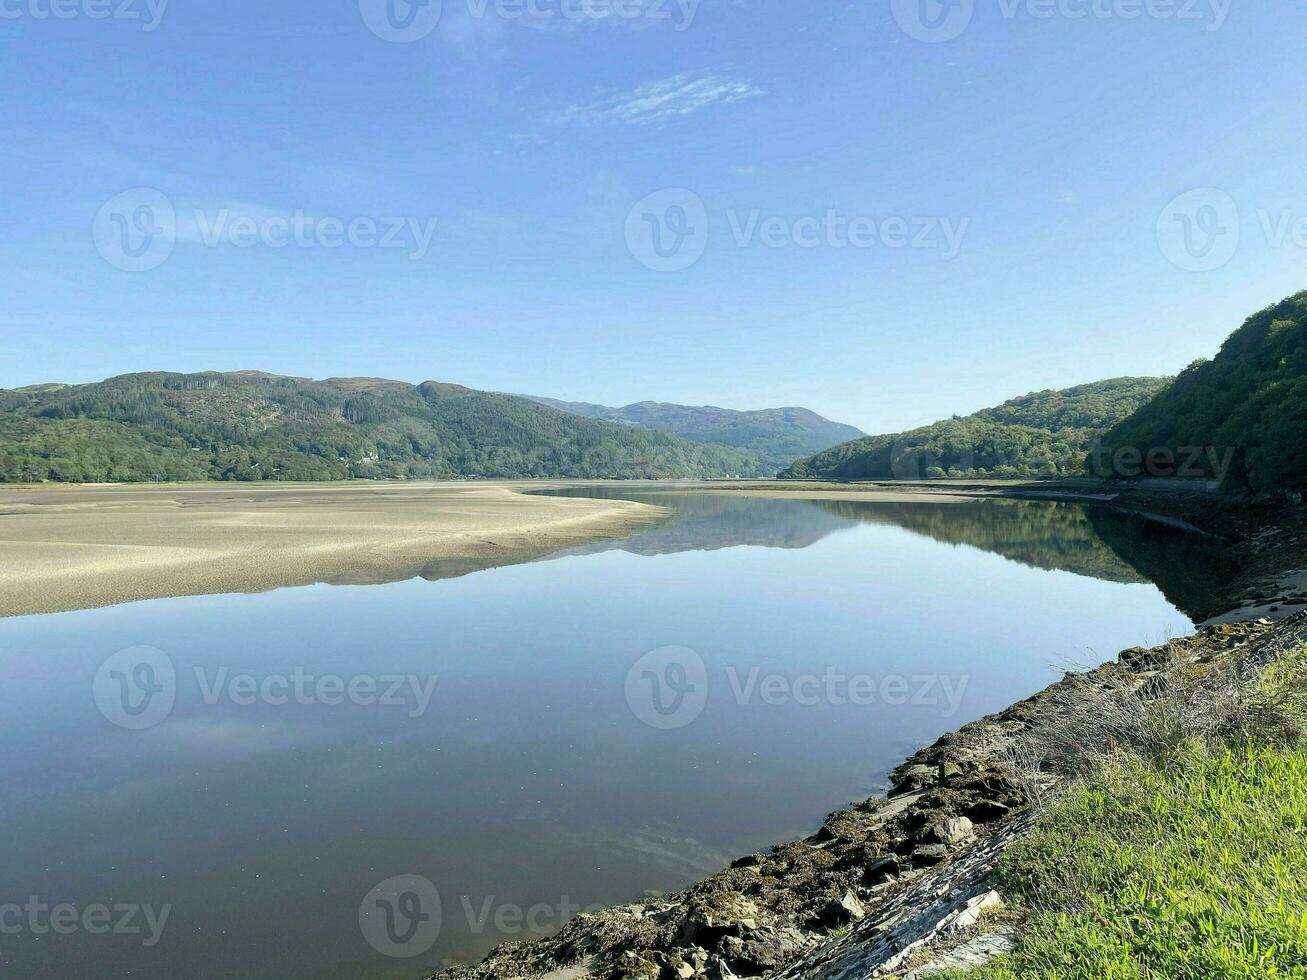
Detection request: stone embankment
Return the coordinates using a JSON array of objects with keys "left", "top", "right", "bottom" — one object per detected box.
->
[{"left": 434, "top": 613, "right": 1304, "bottom": 980}]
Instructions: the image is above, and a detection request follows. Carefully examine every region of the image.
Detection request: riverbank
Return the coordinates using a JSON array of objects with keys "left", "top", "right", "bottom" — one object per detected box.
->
[
  {"left": 0, "top": 482, "right": 666, "bottom": 618},
  {"left": 700, "top": 479, "right": 1307, "bottom": 625},
  {"left": 2, "top": 476, "right": 1242, "bottom": 621},
  {"left": 422, "top": 479, "right": 1307, "bottom": 980},
  {"left": 433, "top": 613, "right": 1306, "bottom": 980}
]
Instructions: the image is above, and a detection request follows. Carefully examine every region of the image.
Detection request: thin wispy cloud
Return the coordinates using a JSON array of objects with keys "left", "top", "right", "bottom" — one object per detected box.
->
[{"left": 552, "top": 71, "right": 763, "bottom": 127}]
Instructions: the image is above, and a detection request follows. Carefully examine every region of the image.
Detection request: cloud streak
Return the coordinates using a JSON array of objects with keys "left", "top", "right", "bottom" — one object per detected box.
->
[{"left": 552, "top": 71, "right": 762, "bottom": 126}]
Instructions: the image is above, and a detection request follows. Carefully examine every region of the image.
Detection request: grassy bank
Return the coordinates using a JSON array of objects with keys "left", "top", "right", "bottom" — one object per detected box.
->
[{"left": 940, "top": 648, "right": 1307, "bottom": 980}]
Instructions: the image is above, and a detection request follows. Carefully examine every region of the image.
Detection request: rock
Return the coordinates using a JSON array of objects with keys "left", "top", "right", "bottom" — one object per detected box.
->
[
  {"left": 704, "top": 955, "right": 738, "bottom": 980},
  {"left": 729, "top": 854, "right": 761, "bottom": 869},
  {"left": 929, "top": 816, "right": 975, "bottom": 846},
  {"left": 615, "top": 951, "right": 661, "bottom": 980},
  {"left": 717, "top": 936, "right": 745, "bottom": 961},
  {"left": 937, "top": 761, "right": 963, "bottom": 785},
  {"left": 816, "top": 891, "right": 866, "bottom": 929},
  {"left": 1118, "top": 645, "right": 1154, "bottom": 668},
  {"left": 863, "top": 855, "right": 900, "bottom": 885},
  {"left": 891, "top": 764, "right": 936, "bottom": 795},
  {"left": 725, "top": 926, "right": 808, "bottom": 972},
  {"left": 946, "top": 890, "right": 1003, "bottom": 932},
  {"left": 964, "top": 799, "right": 1011, "bottom": 823},
  {"left": 911, "top": 844, "right": 950, "bottom": 867},
  {"left": 902, "top": 925, "right": 1016, "bottom": 978},
  {"left": 681, "top": 895, "right": 762, "bottom": 948}
]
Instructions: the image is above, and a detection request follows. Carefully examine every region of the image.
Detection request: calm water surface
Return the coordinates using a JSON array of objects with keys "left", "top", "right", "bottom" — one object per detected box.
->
[{"left": 0, "top": 490, "right": 1234, "bottom": 979}]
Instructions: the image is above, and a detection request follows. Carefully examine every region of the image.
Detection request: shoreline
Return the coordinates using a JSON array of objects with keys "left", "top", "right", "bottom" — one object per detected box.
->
[
  {"left": 433, "top": 614, "right": 1304, "bottom": 980},
  {"left": 0, "top": 481, "right": 667, "bottom": 619},
  {"left": 418, "top": 480, "right": 1307, "bottom": 980},
  {"left": 6, "top": 476, "right": 1304, "bottom": 625},
  {"left": 5, "top": 477, "right": 1303, "bottom": 975},
  {"left": 699, "top": 479, "right": 1307, "bottom": 623}
]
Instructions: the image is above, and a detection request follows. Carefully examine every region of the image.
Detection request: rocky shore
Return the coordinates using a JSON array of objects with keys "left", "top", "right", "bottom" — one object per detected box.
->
[
  {"left": 432, "top": 609, "right": 1306, "bottom": 980},
  {"left": 425, "top": 487, "right": 1307, "bottom": 980},
  {"left": 983, "top": 481, "right": 1307, "bottom": 623}
]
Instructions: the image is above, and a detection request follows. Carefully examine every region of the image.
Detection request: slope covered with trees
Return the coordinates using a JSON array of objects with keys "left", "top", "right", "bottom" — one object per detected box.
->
[
  {"left": 521, "top": 396, "right": 865, "bottom": 471},
  {"left": 780, "top": 378, "right": 1169, "bottom": 481},
  {"left": 0, "top": 372, "right": 760, "bottom": 483},
  {"left": 1097, "top": 290, "right": 1307, "bottom": 491}
]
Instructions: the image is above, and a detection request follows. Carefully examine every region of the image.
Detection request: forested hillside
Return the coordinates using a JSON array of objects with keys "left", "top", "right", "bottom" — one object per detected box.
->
[
  {"left": 522, "top": 396, "right": 864, "bottom": 471},
  {"left": 780, "top": 377, "right": 1169, "bottom": 481},
  {"left": 1097, "top": 290, "right": 1307, "bottom": 491},
  {"left": 0, "top": 372, "right": 760, "bottom": 483}
]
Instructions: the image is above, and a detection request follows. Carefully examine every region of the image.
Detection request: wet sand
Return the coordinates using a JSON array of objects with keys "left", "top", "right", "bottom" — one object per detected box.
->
[{"left": 0, "top": 482, "right": 665, "bottom": 618}]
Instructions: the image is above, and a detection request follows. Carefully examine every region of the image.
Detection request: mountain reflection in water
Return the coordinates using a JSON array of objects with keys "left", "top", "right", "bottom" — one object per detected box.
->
[{"left": 536, "top": 488, "right": 1240, "bottom": 620}]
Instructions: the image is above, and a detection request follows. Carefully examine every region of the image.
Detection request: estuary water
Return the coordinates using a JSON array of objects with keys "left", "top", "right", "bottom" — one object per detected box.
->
[{"left": 0, "top": 489, "right": 1235, "bottom": 979}]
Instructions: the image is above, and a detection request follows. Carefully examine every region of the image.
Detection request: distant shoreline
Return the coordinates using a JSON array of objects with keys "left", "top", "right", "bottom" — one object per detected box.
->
[
  {"left": 5, "top": 477, "right": 1301, "bottom": 623},
  {"left": 0, "top": 481, "right": 666, "bottom": 619}
]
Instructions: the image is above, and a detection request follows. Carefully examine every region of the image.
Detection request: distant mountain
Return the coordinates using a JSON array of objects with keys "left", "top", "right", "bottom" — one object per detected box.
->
[
  {"left": 519, "top": 396, "right": 865, "bottom": 472},
  {"left": 1097, "top": 290, "right": 1307, "bottom": 492},
  {"left": 781, "top": 377, "right": 1170, "bottom": 481},
  {"left": 0, "top": 372, "right": 762, "bottom": 483}
]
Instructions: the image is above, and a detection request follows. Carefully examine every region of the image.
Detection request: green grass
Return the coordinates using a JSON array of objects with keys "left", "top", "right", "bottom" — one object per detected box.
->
[{"left": 938, "top": 740, "right": 1307, "bottom": 979}]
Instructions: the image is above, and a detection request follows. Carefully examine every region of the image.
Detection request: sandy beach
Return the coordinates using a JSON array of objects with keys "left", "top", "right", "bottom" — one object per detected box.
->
[{"left": 0, "top": 481, "right": 665, "bottom": 618}]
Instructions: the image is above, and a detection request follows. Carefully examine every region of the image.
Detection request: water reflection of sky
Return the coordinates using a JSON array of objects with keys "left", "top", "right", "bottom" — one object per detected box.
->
[{"left": 0, "top": 494, "right": 1204, "bottom": 979}]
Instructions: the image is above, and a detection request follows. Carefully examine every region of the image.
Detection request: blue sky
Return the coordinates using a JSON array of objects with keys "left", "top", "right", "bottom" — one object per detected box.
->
[{"left": 1, "top": 0, "right": 1304, "bottom": 432}]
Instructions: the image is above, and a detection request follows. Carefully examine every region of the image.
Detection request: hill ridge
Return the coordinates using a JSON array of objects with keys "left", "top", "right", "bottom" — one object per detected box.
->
[
  {"left": 0, "top": 371, "right": 761, "bottom": 483},
  {"left": 518, "top": 394, "right": 865, "bottom": 471},
  {"left": 781, "top": 376, "right": 1170, "bottom": 481}
]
